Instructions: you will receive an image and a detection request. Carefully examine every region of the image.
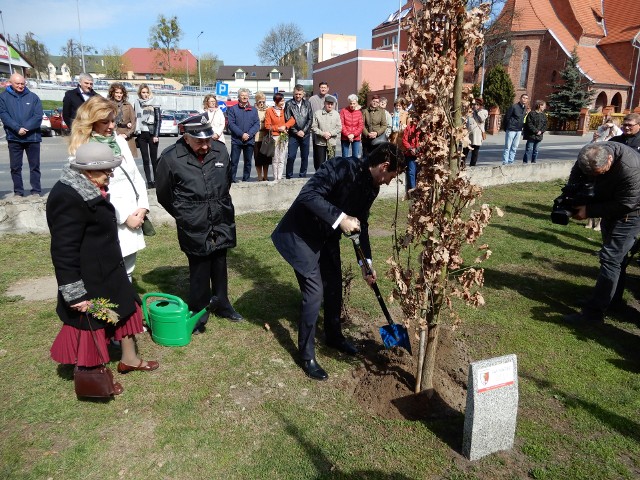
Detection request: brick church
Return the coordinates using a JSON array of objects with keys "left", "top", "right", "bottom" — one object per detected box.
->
[{"left": 494, "top": 0, "right": 640, "bottom": 112}]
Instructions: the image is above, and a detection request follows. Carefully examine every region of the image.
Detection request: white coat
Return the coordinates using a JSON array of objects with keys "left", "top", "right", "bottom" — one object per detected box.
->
[
  {"left": 108, "top": 136, "right": 149, "bottom": 257},
  {"left": 202, "top": 108, "right": 226, "bottom": 144}
]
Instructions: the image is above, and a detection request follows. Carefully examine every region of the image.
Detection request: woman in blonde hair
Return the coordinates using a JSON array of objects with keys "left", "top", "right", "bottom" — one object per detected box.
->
[
  {"left": 201, "top": 94, "right": 225, "bottom": 143},
  {"left": 253, "top": 91, "right": 271, "bottom": 181},
  {"left": 69, "top": 96, "right": 149, "bottom": 281},
  {"left": 133, "top": 84, "right": 160, "bottom": 188}
]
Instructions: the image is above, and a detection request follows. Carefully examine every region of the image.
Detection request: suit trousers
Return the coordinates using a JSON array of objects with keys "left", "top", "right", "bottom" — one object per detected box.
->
[
  {"left": 294, "top": 239, "right": 345, "bottom": 361},
  {"left": 186, "top": 249, "right": 231, "bottom": 322},
  {"left": 8, "top": 141, "right": 41, "bottom": 195}
]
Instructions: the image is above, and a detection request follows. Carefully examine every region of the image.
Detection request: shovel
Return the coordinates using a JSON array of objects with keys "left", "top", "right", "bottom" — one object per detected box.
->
[{"left": 346, "top": 233, "right": 412, "bottom": 354}]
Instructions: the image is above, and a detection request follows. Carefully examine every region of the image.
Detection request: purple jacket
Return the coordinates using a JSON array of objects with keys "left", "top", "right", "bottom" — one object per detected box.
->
[{"left": 227, "top": 102, "right": 259, "bottom": 145}]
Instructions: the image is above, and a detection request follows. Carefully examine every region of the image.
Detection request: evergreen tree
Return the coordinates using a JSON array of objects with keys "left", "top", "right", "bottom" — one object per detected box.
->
[
  {"left": 482, "top": 64, "right": 514, "bottom": 114},
  {"left": 547, "top": 49, "right": 594, "bottom": 127},
  {"left": 357, "top": 81, "right": 371, "bottom": 108}
]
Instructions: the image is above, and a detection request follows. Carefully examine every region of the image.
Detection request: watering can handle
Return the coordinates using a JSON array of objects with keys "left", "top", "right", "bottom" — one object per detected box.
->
[{"left": 141, "top": 292, "right": 187, "bottom": 325}]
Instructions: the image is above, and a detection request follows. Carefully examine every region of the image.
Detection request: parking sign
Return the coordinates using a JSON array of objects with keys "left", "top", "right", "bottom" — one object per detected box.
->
[{"left": 216, "top": 82, "right": 229, "bottom": 97}]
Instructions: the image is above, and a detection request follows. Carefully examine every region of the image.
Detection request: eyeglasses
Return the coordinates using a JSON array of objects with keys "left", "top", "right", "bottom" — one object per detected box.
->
[{"left": 622, "top": 123, "right": 638, "bottom": 128}]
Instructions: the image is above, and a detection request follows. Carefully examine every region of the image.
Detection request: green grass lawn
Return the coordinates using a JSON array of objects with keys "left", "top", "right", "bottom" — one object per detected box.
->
[{"left": 0, "top": 181, "right": 638, "bottom": 479}]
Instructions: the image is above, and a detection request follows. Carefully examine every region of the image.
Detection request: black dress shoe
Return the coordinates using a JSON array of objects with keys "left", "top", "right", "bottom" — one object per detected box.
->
[
  {"left": 213, "top": 307, "right": 244, "bottom": 322},
  {"left": 303, "top": 358, "right": 328, "bottom": 381},
  {"left": 327, "top": 338, "right": 359, "bottom": 356}
]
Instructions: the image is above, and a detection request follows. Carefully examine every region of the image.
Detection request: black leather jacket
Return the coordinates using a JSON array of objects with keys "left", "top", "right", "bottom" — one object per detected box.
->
[{"left": 284, "top": 99, "right": 313, "bottom": 136}]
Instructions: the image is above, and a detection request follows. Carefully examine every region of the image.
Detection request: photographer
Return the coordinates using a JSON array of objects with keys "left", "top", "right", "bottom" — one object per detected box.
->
[{"left": 564, "top": 142, "right": 640, "bottom": 324}]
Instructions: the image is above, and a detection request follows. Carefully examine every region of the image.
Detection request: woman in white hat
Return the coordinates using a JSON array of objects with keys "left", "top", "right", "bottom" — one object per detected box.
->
[{"left": 47, "top": 142, "right": 159, "bottom": 398}]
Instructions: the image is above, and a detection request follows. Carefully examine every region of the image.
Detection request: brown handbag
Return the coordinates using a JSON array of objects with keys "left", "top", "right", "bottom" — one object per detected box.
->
[{"left": 73, "top": 315, "right": 118, "bottom": 399}]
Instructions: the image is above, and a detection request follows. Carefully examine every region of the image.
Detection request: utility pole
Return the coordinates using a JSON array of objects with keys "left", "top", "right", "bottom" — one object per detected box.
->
[{"left": 197, "top": 31, "right": 204, "bottom": 91}]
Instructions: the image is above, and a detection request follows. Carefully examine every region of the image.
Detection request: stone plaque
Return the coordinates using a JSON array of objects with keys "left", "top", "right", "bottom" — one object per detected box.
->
[{"left": 462, "top": 354, "right": 518, "bottom": 461}]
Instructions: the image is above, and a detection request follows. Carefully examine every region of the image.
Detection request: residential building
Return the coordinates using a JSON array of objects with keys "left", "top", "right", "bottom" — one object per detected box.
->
[
  {"left": 121, "top": 48, "right": 198, "bottom": 81},
  {"left": 215, "top": 65, "right": 295, "bottom": 99}
]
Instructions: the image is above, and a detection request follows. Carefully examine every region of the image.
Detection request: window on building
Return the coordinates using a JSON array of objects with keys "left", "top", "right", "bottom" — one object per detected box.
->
[
  {"left": 519, "top": 47, "right": 530, "bottom": 88},
  {"left": 235, "top": 71, "right": 245, "bottom": 80},
  {"left": 250, "top": 72, "right": 256, "bottom": 77},
  {"left": 383, "top": 37, "right": 390, "bottom": 46},
  {"left": 270, "top": 71, "right": 281, "bottom": 80},
  {"left": 551, "top": 70, "right": 557, "bottom": 83},
  {"left": 392, "top": 35, "right": 398, "bottom": 45}
]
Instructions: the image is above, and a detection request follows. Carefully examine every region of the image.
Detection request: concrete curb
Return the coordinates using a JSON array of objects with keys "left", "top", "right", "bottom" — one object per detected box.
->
[{"left": 0, "top": 161, "right": 573, "bottom": 235}]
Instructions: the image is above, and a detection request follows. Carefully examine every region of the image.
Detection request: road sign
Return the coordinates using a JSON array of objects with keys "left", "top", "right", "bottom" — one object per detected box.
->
[
  {"left": 218, "top": 101, "right": 227, "bottom": 112},
  {"left": 216, "top": 82, "right": 229, "bottom": 97}
]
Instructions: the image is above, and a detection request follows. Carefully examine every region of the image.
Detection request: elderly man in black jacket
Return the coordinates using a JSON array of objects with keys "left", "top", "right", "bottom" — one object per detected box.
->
[
  {"left": 284, "top": 84, "right": 313, "bottom": 179},
  {"left": 564, "top": 142, "right": 640, "bottom": 324},
  {"left": 156, "top": 115, "right": 243, "bottom": 332},
  {"left": 272, "top": 143, "right": 404, "bottom": 380}
]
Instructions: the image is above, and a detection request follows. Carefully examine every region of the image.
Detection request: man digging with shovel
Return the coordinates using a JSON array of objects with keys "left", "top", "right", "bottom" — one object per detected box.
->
[{"left": 272, "top": 143, "right": 404, "bottom": 380}]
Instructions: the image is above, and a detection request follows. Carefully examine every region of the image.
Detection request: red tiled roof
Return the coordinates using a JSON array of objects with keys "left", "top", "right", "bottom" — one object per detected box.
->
[
  {"left": 122, "top": 48, "right": 198, "bottom": 75},
  {"left": 501, "top": 0, "right": 629, "bottom": 86},
  {"left": 599, "top": 0, "right": 640, "bottom": 45}
]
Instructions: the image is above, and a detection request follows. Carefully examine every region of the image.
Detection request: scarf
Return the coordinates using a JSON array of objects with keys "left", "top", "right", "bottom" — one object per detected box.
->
[
  {"left": 134, "top": 97, "right": 157, "bottom": 133},
  {"left": 115, "top": 100, "right": 124, "bottom": 125},
  {"left": 90, "top": 133, "right": 122, "bottom": 156}
]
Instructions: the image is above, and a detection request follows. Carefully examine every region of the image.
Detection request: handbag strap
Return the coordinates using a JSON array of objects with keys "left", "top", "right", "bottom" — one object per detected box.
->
[
  {"left": 75, "top": 313, "right": 109, "bottom": 366},
  {"left": 119, "top": 166, "right": 139, "bottom": 203}
]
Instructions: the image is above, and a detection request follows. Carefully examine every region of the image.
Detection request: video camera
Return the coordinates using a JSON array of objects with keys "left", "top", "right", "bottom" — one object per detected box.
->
[{"left": 551, "top": 181, "right": 595, "bottom": 225}]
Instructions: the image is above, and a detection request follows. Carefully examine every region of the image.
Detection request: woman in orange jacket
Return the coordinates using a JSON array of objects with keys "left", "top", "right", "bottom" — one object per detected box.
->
[{"left": 265, "top": 92, "right": 295, "bottom": 180}]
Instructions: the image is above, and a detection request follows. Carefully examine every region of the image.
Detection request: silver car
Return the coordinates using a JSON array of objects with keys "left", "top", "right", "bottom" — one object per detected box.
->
[{"left": 159, "top": 114, "right": 179, "bottom": 137}]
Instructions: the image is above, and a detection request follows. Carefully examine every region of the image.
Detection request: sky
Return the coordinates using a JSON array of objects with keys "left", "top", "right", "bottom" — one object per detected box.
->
[{"left": 3, "top": 0, "right": 402, "bottom": 65}]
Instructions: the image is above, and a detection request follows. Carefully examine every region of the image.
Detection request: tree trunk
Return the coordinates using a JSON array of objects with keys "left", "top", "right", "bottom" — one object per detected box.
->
[
  {"left": 420, "top": 323, "right": 440, "bottom": 396},
  {"left": 414, "top": 325, "right": 428, "bottom": 393}
]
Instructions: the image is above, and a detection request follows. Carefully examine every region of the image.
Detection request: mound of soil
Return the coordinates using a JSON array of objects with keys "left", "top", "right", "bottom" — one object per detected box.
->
[{"left": 341, "top": 312, "right": 471, "bottom": 421}]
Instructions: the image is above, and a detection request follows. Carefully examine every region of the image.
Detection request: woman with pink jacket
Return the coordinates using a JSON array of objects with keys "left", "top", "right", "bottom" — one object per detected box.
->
[{"left": 339, "top": 94, "right": 364, "bottom": 158}]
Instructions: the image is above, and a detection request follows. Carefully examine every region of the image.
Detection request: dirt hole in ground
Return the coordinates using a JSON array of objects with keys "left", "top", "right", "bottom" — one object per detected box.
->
[{"left": 339, "top": 310, "right": 471, "bottom": 421}]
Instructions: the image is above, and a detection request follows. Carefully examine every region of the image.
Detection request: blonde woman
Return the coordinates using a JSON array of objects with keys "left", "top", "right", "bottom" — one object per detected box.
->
[
  {"left": 202, "top": 94, "right": 225, "bottom": 143},
  {"left": 253, "top": 91, "right": 271, "bottom": 181},
  {"left": 133, "top": 84, "right": 160, "bottom": 188},
  {"left": 69, "top": 96, "right": 149, "bottom": 281}
]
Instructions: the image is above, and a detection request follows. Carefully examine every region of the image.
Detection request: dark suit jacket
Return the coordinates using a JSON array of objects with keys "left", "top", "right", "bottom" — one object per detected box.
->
[
  {"left": 62, "top": 87, "right": 98, "bottom": 128},
  {"left": 271, "top": 156, "right": 378, "bottom": 277}
]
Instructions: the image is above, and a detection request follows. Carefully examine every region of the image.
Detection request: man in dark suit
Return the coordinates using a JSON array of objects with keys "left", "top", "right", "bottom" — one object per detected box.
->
[
  {"left": 271, "top": 142, "right": 404, "bottom": 380},
  {"left": 62, "top": 73, "right": 98, "bottom": 128}
]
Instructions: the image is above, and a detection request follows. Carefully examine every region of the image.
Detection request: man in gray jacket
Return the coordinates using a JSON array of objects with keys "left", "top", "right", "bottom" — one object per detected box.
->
[
  {"left": 284, "top": 84, "right": 313, "bottom": 179},
  {"left": 564, "top": 142, "right": 640, "bottom": 324},
  {"left": 0, "top": 73, "right": 43, "bottom": 197}
]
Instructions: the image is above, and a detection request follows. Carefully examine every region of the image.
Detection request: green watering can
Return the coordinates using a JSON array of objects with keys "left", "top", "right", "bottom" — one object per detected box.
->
[{"left": 142, "top": 293, "right": 211, "bottom": 347}]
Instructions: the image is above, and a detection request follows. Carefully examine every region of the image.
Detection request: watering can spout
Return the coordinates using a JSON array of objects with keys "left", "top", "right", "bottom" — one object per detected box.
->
[{"left": 186, "top": 296, "right": 218, "bottom": 332}]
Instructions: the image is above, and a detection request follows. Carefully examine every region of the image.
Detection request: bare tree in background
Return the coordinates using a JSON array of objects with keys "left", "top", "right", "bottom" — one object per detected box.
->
[
  {"left": 148, "top": 14, "right": 183, "bottom": 73},
  {"left": 12, "top": 32, "right": 49, "bottom": 80},
  {"left": 199, "top": 53, "right": 221, "bottom": 86},
  {"left": 60, "top": 39, "right": 94, "bottom": 77},
  {"left": 256, "top": 23, "right": 305, "bottom": 67}
]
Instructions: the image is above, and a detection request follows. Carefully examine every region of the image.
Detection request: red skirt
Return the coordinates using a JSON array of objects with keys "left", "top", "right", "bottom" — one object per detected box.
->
[{"left": 50, "top": 304, "right": 144, "bottom": 367}]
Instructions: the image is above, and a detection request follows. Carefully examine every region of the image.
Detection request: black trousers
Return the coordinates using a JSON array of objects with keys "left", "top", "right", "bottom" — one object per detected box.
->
[
  {"left": 294, "top": 239, "right": 344, "bottom": 361},
  {"left": 463, "top": 144, "right": 481, "bottom": 166},
  {"left": 137, "top": 131, "right": 159, "bottom": 183},
  {"left": 186, "top": 249, "right": 231, "bottom": 324}
]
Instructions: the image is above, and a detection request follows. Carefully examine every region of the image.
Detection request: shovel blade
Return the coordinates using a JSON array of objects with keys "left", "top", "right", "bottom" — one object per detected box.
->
[{"left": 379, "top": 324, "right": 412, "bottom": 355}]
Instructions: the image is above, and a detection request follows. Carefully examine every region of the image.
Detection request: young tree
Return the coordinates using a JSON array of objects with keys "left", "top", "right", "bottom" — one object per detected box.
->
[
  {"left": 390, "top": 0, "right": 498, "bottom": 393},
  {"left": 547, "top": 49, "right": 595, "bottom": 129},
  {"left": 199, "top": 53, "right": 221, "bottom": 86},
  {"left": 256, "top": 23, "right": 305, "bottom": 67},
  {"left": 148, "top": 15, "right": 183, "bottom": 73},
  {"left": 483, "top": 64, "right": 515, "bottom": 113},
  {"left": 357, "top": 80, "right": 371, "bottom": 108},
  {"left": 102, "top": 46, "right": 127, "bottom": 79}
]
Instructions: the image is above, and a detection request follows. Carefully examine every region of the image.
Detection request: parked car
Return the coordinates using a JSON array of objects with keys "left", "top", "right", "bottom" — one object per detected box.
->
[
  {"left": 40, "top": 112, "right": 52, "bottom": 137},
  {"left": 49, "top": 108, "right": 69, "bottom": 136},
  {"left": 159, "top": 114, "right": 179, "bottom": 137}
]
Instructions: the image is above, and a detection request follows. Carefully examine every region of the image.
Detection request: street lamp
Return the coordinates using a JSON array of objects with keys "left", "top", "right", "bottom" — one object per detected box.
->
[
  {"left": 197, "top": 31, "right": 204, "bottom": 91},
  {"left": 480, "top": 39, "right": 507, "bottom": 97},
  {"left": 76, "top": 0, "right": 86, "bottom": 73},
  {"left": 0, "top": 10, "right": 13, "bottom": 74},
  {"left": 631, "top": 31, "right": 640, "bottom": 110}
]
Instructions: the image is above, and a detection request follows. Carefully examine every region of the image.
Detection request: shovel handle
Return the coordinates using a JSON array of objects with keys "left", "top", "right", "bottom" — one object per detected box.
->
[{"left": 348, "top": 235, "right": 396, "bottom": 329}]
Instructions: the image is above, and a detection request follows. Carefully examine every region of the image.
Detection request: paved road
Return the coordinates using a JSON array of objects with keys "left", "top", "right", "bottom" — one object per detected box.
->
[{"left": 0, "top": 132, "right": 589, "bottom": 197}]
